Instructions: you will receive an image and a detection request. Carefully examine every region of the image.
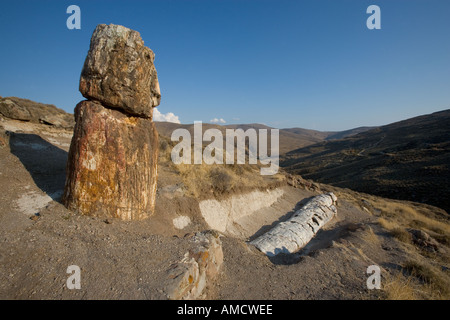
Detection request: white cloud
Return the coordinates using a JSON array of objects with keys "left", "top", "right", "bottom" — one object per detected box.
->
[
  {"left": 153, "top": 107, "right": 181, "bottom": 124},
  {"left": 210, "top": 118, "right": 226, "bottom": 124}
]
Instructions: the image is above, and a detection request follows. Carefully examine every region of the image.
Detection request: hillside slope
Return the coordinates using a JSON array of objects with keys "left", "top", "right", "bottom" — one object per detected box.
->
[{"left": 281, "top": 110, "right": 450, "bottom": 213}]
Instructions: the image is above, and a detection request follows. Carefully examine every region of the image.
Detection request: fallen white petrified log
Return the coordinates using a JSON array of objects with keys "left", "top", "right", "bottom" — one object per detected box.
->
[{"left": 249, "top": 192, "right": 337, "bottom": 256}]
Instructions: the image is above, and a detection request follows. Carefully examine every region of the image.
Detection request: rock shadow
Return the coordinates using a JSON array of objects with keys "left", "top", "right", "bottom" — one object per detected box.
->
[
  {"left": 262, "top": 223, "right": 352, "bottom": 266},
  {"left": 9, "top": 131, "right": 68, "bottom": 202}
]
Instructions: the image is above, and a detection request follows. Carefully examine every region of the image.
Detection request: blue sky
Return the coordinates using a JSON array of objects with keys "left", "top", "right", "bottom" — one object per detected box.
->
[{"left": 0, "top": 0, "right": 449, "bottom": 131}]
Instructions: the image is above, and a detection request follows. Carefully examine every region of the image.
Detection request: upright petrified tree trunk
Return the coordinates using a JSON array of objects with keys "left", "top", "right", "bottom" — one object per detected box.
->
[{"left": 63, "top": 24, "right": 161, "bottom": 220}]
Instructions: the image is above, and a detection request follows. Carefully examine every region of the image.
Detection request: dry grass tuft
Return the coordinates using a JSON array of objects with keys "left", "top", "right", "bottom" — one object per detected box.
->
[
  {"left": 384, "top": 273, "right": 418, "bottom": 300},
  {"left": 171, "top": 161, "right": 283, "bottom": 198},
  {"left": 402, "top": 260, "right": 450, "bottom": 299},
  {"left": 390, "top": 228, "right": 413, "bottom": 244},
  {"left": 377, "top": 217, "right": 398, "bottom": 231},
  {"left": 209, "top": 166, "right": 234, "bottom": 193},
  {"left": 360, "top": 225, "right": 380, "bottom": 244},
  {"left": 374, "top": 200, "right": 449, "bottom": 247},
  {"left": 371, "top": 199, "right": 449, "bottom": 234},
  {"left": 377, "top": 218, "right": 411, "bottom": 243},
  {"left": 157, "top": 136, "right": 286, "bottom": 198},
  {"left": 384, "top": 260, "right": 450, "bottom": 300}
]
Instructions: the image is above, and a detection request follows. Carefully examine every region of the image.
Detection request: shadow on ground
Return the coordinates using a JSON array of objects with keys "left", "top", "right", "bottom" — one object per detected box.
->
[
  {"left": 9, "top": 132, "right": 68, "bottom": 202},
  {"left": 264, "top": 223, "right": 354, "bottom": 266}
]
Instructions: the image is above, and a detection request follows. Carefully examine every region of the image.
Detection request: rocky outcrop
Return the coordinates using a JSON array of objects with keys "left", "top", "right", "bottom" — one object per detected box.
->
[
  {"left": 409, "top": 229, "right": 444, "bottom": 253},
  {"left": 0, "top": 97, "right": 74, "bottom": 129},
  {"left": 250, "top": 193, "right": 337, "bottom": 256},
  {"left": 79, "top": 24, "right": 161, "bottom": 119},
  {"left": 63, "top": 24, "right": 161, "bottom": 220},
  {"left": 164, "top": 231, "right": 223, "bottom": 300}
]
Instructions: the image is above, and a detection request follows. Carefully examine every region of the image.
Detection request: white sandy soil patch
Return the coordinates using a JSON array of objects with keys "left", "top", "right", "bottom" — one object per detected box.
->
[
  {"left": 173, "top": 215, "right": 191, "bottom": 229},
  {"left": 199, "top": 188, "right": 285, "bottom": 236},
  {"left": 14, "top": 189, "right": 63, "bottom": 216}
]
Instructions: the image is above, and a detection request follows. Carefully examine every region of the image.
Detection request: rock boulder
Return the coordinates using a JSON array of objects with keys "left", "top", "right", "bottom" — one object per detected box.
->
[
  {"left": 0, "top": 98, "right": 32, "bottom": 121},
  {"left": 79, "top": 24, "right": 161, "bottom": 118},
  {"left": 164, "top": 231, "right": 223, "bottom": 300}
]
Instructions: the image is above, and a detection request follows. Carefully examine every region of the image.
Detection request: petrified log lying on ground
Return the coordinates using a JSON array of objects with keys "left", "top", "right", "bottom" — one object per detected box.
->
[{"left": 250, "top": 193, "right": 337, "bottom": 256}]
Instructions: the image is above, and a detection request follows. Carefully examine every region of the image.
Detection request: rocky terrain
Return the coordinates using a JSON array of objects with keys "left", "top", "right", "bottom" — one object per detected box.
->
[{"left": 1, "top": 112, "right": 449, "bottom": 300}]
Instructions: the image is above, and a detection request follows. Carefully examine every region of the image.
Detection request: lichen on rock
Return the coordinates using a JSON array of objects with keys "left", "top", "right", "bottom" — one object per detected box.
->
[
  {"left": 63, "top": 100, "right": 158, "bottom": 220},
  {"left": 79, "top": 24, "right": 161, "bottom": 118}
]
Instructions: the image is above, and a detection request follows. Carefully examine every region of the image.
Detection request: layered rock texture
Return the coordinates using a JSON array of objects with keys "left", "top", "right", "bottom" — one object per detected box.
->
[
  {"left": 164, "top": 231, "right": 223, "bottom": 300},
  {"left": 63, "top": 24, "right": 161, "bottom": 220},
  {"left": 250, "top": 193, "right": 337, "bottom": 256}
]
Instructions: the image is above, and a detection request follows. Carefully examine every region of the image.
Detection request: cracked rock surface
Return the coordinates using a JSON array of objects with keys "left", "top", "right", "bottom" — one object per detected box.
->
[
  {"left": 250, "top": 193, "right": 337, "bottom": 256},
  {"left": 79, "top": 24, "right": 161, "bottom": 119}
]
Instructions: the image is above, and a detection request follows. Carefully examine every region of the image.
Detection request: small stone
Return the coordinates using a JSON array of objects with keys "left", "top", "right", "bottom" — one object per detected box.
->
[{"left": 29, "top": 213, "right": 40, "bottom": 221}]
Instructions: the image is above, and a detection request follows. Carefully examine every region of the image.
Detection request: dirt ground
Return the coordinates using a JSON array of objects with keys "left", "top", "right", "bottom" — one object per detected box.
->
[{"left": 0, "top": 118, "right": 445, "bottom": 300}]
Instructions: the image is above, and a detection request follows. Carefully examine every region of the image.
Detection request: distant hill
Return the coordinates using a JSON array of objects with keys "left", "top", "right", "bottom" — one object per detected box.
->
[
  {"left": 276, "top": 127, "right": 330, "bottom": 154},
  {"left": 280, "top": 110, "right": 450, "bottom": 213},
  {"left": 325, "top": 126, "right": 377, "bottom": 141},
  {"left": 155, "top": 122, "right": 374, "bottom": 155}
]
